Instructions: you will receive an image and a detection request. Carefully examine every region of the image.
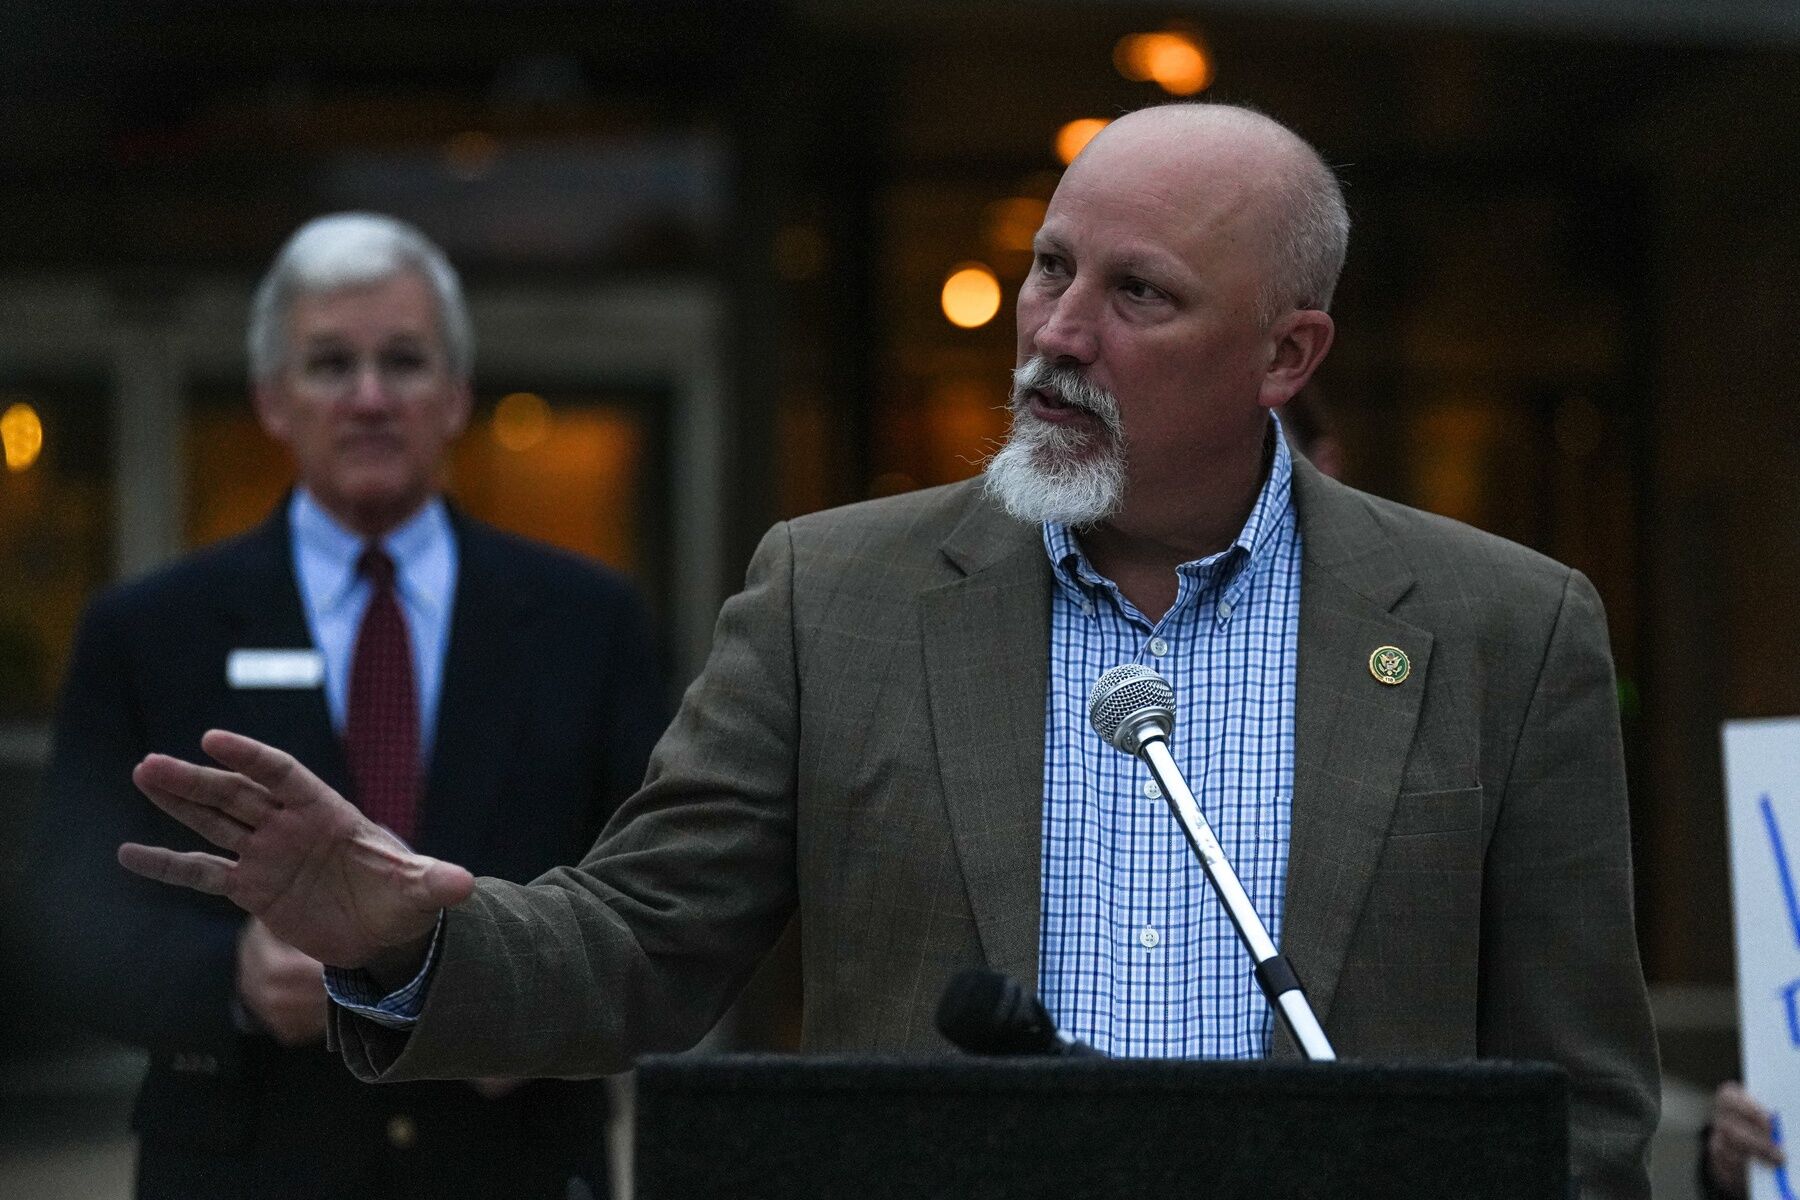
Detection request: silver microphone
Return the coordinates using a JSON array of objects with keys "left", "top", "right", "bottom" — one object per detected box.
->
[
  {"left": 1087, "top": 663, "right": 1175, "bottom": 754},
  {"left": 1086, "top": 664, "right": 1337, "bottom": 1063}
]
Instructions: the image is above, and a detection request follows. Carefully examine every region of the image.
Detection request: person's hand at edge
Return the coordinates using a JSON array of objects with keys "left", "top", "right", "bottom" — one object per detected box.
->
[{"left": 1707, "top": 1081, "right": 1784, "bottom": 1198}]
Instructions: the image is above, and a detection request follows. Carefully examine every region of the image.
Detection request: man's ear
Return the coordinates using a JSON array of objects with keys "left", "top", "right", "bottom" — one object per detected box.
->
[
  {"left": 252, "top": 383, "right": 290, "bottom": 442},
  {"left": 1258, "top": 309, "right": 1335, "bottom": 410}
]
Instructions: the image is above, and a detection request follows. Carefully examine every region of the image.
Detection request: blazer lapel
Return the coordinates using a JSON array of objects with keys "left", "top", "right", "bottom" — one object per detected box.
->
[
  {"left": 1278, "top": 459, "right": 1433, "bottom": 1043},
  {"left": 416, "top": 515, "right": 533, "bottom": 864},
  {"left": 216, "top": 506, "right": 351, "bottom": 797},
  {"left": 920, "top": 495, "right": 1051, "bottom": 992}
]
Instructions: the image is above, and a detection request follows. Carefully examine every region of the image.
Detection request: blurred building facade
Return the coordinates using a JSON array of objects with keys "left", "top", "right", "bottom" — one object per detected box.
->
[{"left": 2, "top": 0, "right": 1797, "bottom": 1090}]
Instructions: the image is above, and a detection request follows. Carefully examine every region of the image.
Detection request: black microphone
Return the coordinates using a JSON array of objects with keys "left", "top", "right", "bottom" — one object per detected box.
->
[{"left": 934, "top": 968, "right": 1103, "bottom": 1057}]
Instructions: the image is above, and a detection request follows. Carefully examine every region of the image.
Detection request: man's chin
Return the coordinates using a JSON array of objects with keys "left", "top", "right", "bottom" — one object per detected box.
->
[
  {"left": 1026, "top": 442, "right": 1106, "bottom": 472},
  {"left": 983, "top": 445, "right": 1124, "bottom": 528},
  {"left": 312, "top": 477, "right": 430, "bottom": 534}
]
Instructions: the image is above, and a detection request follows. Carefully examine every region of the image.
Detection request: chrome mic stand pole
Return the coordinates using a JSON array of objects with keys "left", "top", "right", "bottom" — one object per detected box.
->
[{"left": 1090, "top": 664, "right": 1336, "bottom": 1062}]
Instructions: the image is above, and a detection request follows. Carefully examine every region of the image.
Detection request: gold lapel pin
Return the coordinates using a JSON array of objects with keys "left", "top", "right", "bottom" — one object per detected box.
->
[{"left": 1369, "top": 645, "right": 1411, "bottom": 686}]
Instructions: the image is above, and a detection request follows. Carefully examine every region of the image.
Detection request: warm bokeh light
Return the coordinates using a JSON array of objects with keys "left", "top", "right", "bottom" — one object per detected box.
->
[
  {"left": 454, "top": 406, "right": 644, "bottom": 572},
  {"left": 983, "top": 197, "right": 1048, "bottom": 253},
  {"left": 1113, "top": 30, "right": 1214, "bottom": 95},
  {"left": 492, "top": 392, "right": 551, "bottom": 451},
  {"left": 444, "top": 130, "right": 501, "bottom": 181},
  {"left": 940, "top": 263, "right": 1003, "bottom": 329},
  {"left": 1, "top": 401, "right": 43, "bottom": 471},
  {"left": 1054, "top": 118, "right": 1110, "bottom": 166}
]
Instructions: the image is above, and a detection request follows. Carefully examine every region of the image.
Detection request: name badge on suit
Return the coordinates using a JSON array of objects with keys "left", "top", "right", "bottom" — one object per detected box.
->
[{"left": 227, "top": 649, "right": 325, "bottom": 690}]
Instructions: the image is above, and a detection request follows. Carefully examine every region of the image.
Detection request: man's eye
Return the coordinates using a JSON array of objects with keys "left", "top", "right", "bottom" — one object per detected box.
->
[
  {"left": 1035, "top": 253, "right": 1068, "bottom": 277},
  {"left": 1121, "top": 279, "right": 1164, "bottom": 302},
  {"left": 302, "top": 354, "right": 353, "bottom": 378},
  {"left": 380, "top": 351, "right": 429, "bottom": 374}
]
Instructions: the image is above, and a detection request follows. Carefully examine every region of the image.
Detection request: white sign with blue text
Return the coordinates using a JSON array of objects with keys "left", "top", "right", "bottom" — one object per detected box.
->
[{"left": 1725, "top": 717, "right": 1800, "bottom": 1200}]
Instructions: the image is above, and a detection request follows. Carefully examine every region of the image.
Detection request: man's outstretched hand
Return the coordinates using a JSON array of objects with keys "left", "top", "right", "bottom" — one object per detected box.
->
[{"left": 119, "top": 729, "right": 475, "bottom": 972}]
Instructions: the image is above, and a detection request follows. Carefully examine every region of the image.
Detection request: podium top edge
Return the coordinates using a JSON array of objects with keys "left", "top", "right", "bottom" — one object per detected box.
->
[{"left": 633, "top": 1054, "right": 1567, "bottom": 1097}]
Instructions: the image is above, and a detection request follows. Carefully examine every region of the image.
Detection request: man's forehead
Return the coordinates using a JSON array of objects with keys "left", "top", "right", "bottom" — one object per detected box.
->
[
  {"left": 290, "top": 274, "right": 440, "bottom": 334},
  {"left": 1040, "top": 161, "right": 1258, "bottom": 262},
  {"left": 1033, "top": 218, "right": 1194, "bottom": 279}
]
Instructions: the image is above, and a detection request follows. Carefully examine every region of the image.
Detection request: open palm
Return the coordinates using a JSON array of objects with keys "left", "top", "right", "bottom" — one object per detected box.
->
[{"left": 119, "top": 729, "right": 473, "bottom": 969}]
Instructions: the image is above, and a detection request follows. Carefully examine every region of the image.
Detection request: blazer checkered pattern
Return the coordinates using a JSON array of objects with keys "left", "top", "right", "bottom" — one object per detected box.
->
[{"left": 337, "top": 453, "right": 1661, "bottom": 1198}]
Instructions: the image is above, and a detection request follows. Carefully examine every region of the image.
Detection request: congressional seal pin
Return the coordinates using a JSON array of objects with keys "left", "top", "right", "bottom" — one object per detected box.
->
[{"left": 1368, "top": 645, "right": 1410, "bottom": 686}]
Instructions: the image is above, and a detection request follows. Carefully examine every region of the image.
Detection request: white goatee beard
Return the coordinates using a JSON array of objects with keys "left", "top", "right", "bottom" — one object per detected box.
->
[{"left": 982, "top": 357, "right": 1127, "bottom": 528}]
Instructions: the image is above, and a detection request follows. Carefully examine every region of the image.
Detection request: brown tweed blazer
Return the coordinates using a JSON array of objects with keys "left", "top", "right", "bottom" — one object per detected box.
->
[{"left": 338, "top": 454, "right": 1659, "bottom": 1197}]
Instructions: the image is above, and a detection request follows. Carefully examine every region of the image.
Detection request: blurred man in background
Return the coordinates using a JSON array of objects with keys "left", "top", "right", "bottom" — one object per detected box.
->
[{"left": 28, "top": 213, "right": 667, "bottom": 1199}]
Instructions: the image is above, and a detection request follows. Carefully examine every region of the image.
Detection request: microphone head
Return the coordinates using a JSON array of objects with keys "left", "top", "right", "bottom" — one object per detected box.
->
[
  {"left": 935, "top": 968, "right": 1062, "bottom": 1055},
  {"left": 1087, "top": 664, "right": 1175, "bottom": 752}
]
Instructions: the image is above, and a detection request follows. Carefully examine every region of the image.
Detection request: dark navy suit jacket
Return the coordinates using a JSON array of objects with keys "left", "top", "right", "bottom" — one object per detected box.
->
[{"left": 29, "top": 502, "right": 669, "bottom": 1200}]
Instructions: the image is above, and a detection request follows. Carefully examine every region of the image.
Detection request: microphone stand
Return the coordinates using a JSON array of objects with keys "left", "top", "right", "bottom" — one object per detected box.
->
[
  {"left": 1092, "top": 666, "right": 1336, "bottom": 1063},
  {"left": 1135, "top": 735, "right": 1336, "bottom": 1062}
]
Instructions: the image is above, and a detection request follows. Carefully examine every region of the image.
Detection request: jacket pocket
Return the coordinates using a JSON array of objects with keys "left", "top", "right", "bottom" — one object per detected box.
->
[{"left": 1386, "top": 785, "right": 1483, "bottom": 837}]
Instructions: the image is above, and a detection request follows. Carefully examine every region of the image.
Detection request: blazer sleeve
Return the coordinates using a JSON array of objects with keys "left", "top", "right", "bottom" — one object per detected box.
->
[
  {"left": 1477, "top": 569, "right": 1660, "bottom": 1200},
  {"left": 26, "top": 591, "right": 247, "bottom": 1061},
  {"left": 337, "top": 522, "right": 803, "bottom": 1081}
]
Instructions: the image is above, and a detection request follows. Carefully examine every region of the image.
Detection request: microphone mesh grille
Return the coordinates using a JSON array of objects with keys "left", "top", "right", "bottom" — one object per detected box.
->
[{"left": 1088, "top": 664, "right": 1175, "bottom": 747}]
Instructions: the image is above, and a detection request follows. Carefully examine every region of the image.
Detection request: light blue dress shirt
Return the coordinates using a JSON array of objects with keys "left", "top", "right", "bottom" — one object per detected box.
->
[
  {"left": 1037, "top": 420, "right": 1300, "bottom": 1059},
  {"left": 288, "top": 489, "right": 458, "bottom": 764}
]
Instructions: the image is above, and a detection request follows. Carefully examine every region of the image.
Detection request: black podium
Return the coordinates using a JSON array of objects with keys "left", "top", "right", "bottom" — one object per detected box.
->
[{"left": 632, "top": 1055, "right": 1570, "bottom": 1199}]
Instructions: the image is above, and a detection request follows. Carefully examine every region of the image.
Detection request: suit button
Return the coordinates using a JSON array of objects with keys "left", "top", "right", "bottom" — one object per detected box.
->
[{"left": 386, "top": 1114, "right": 418, "bottom": 1150}]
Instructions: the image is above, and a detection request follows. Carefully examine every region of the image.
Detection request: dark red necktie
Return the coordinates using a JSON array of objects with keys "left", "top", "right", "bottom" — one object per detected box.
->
[{"left": 346, "top": 545, "right": 420, "bottom": 842}]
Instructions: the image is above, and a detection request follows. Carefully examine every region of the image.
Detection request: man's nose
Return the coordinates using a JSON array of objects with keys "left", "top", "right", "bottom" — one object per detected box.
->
[
  {"left": 346, "top": 362, "right": 394, "bottom": 409},
  {"left": 1031, "top": 284, "right": 1100, "bottom": 364}
]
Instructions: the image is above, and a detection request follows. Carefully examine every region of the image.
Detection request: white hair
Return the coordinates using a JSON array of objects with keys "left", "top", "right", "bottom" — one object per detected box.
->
[
  {"left": 246, "top": 213, "right": 473, "bottom": 383},
  {"left": 1259, "top": 138, "right": 1350, "bottom": 322}
]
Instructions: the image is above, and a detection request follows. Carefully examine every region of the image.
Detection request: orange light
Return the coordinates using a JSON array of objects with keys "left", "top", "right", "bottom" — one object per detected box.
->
[
  {"left": 1, "top": 401, "right": 43, "bottom": 471},
  {"left": 492, "top": 392, "right": 551, "bottom": 452},
  {"left": 940, "top": 264, "right": 1003, "bottom": 329},
  {"left": 983, "top": 197, "right": 1048, "bottom": 253},
  {"left": 1054, "top": 118, "right": 1110, "bottom": 166},
  {"left": 444, "top": 131, "right": 501, "bottom": 181},
  {"left": 1113, "top": 30, "right": 1213, "bottom": 96}
]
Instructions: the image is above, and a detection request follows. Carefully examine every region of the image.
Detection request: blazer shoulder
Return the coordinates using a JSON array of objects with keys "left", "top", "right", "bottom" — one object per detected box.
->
[{"left": 85, "top": 523, "right": 283, "bottom": 629}]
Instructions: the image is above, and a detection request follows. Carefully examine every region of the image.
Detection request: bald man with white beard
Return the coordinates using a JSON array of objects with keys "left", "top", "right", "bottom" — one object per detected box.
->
[{"left": 118, "top": 104, "right": 1660, "bottom": 1197}]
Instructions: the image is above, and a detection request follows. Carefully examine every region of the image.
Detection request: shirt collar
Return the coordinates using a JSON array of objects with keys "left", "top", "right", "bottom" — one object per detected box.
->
[
  {"left": 1042, "top": 412, "right": 1294, "bottom": 604},
  {"left": 288, "top": 489, "right": 454, "bottom": 623}
]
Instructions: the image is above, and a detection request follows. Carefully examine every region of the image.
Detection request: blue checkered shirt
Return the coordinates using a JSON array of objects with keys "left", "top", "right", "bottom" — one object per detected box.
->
[{"left": 1037, "top": 425, "right": 1300, "bottom": 1059}]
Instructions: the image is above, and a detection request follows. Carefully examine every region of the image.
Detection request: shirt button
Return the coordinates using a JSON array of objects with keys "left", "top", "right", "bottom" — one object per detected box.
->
[
  {"left": 1144, "top": 780, "right": 1162, "bottom": 799},
  {"left": 386, "top": 1114, "right": 418, "bottom": 1150},
  {"left": 1217, "top": 599, "right": 1234, "bottom": 620},
  {"left": 1148, "top": 637, "right": 1169, "bottom": 657},
  {"left": 1139, "top": 926, "right": 1161, "bottom": 949}
]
